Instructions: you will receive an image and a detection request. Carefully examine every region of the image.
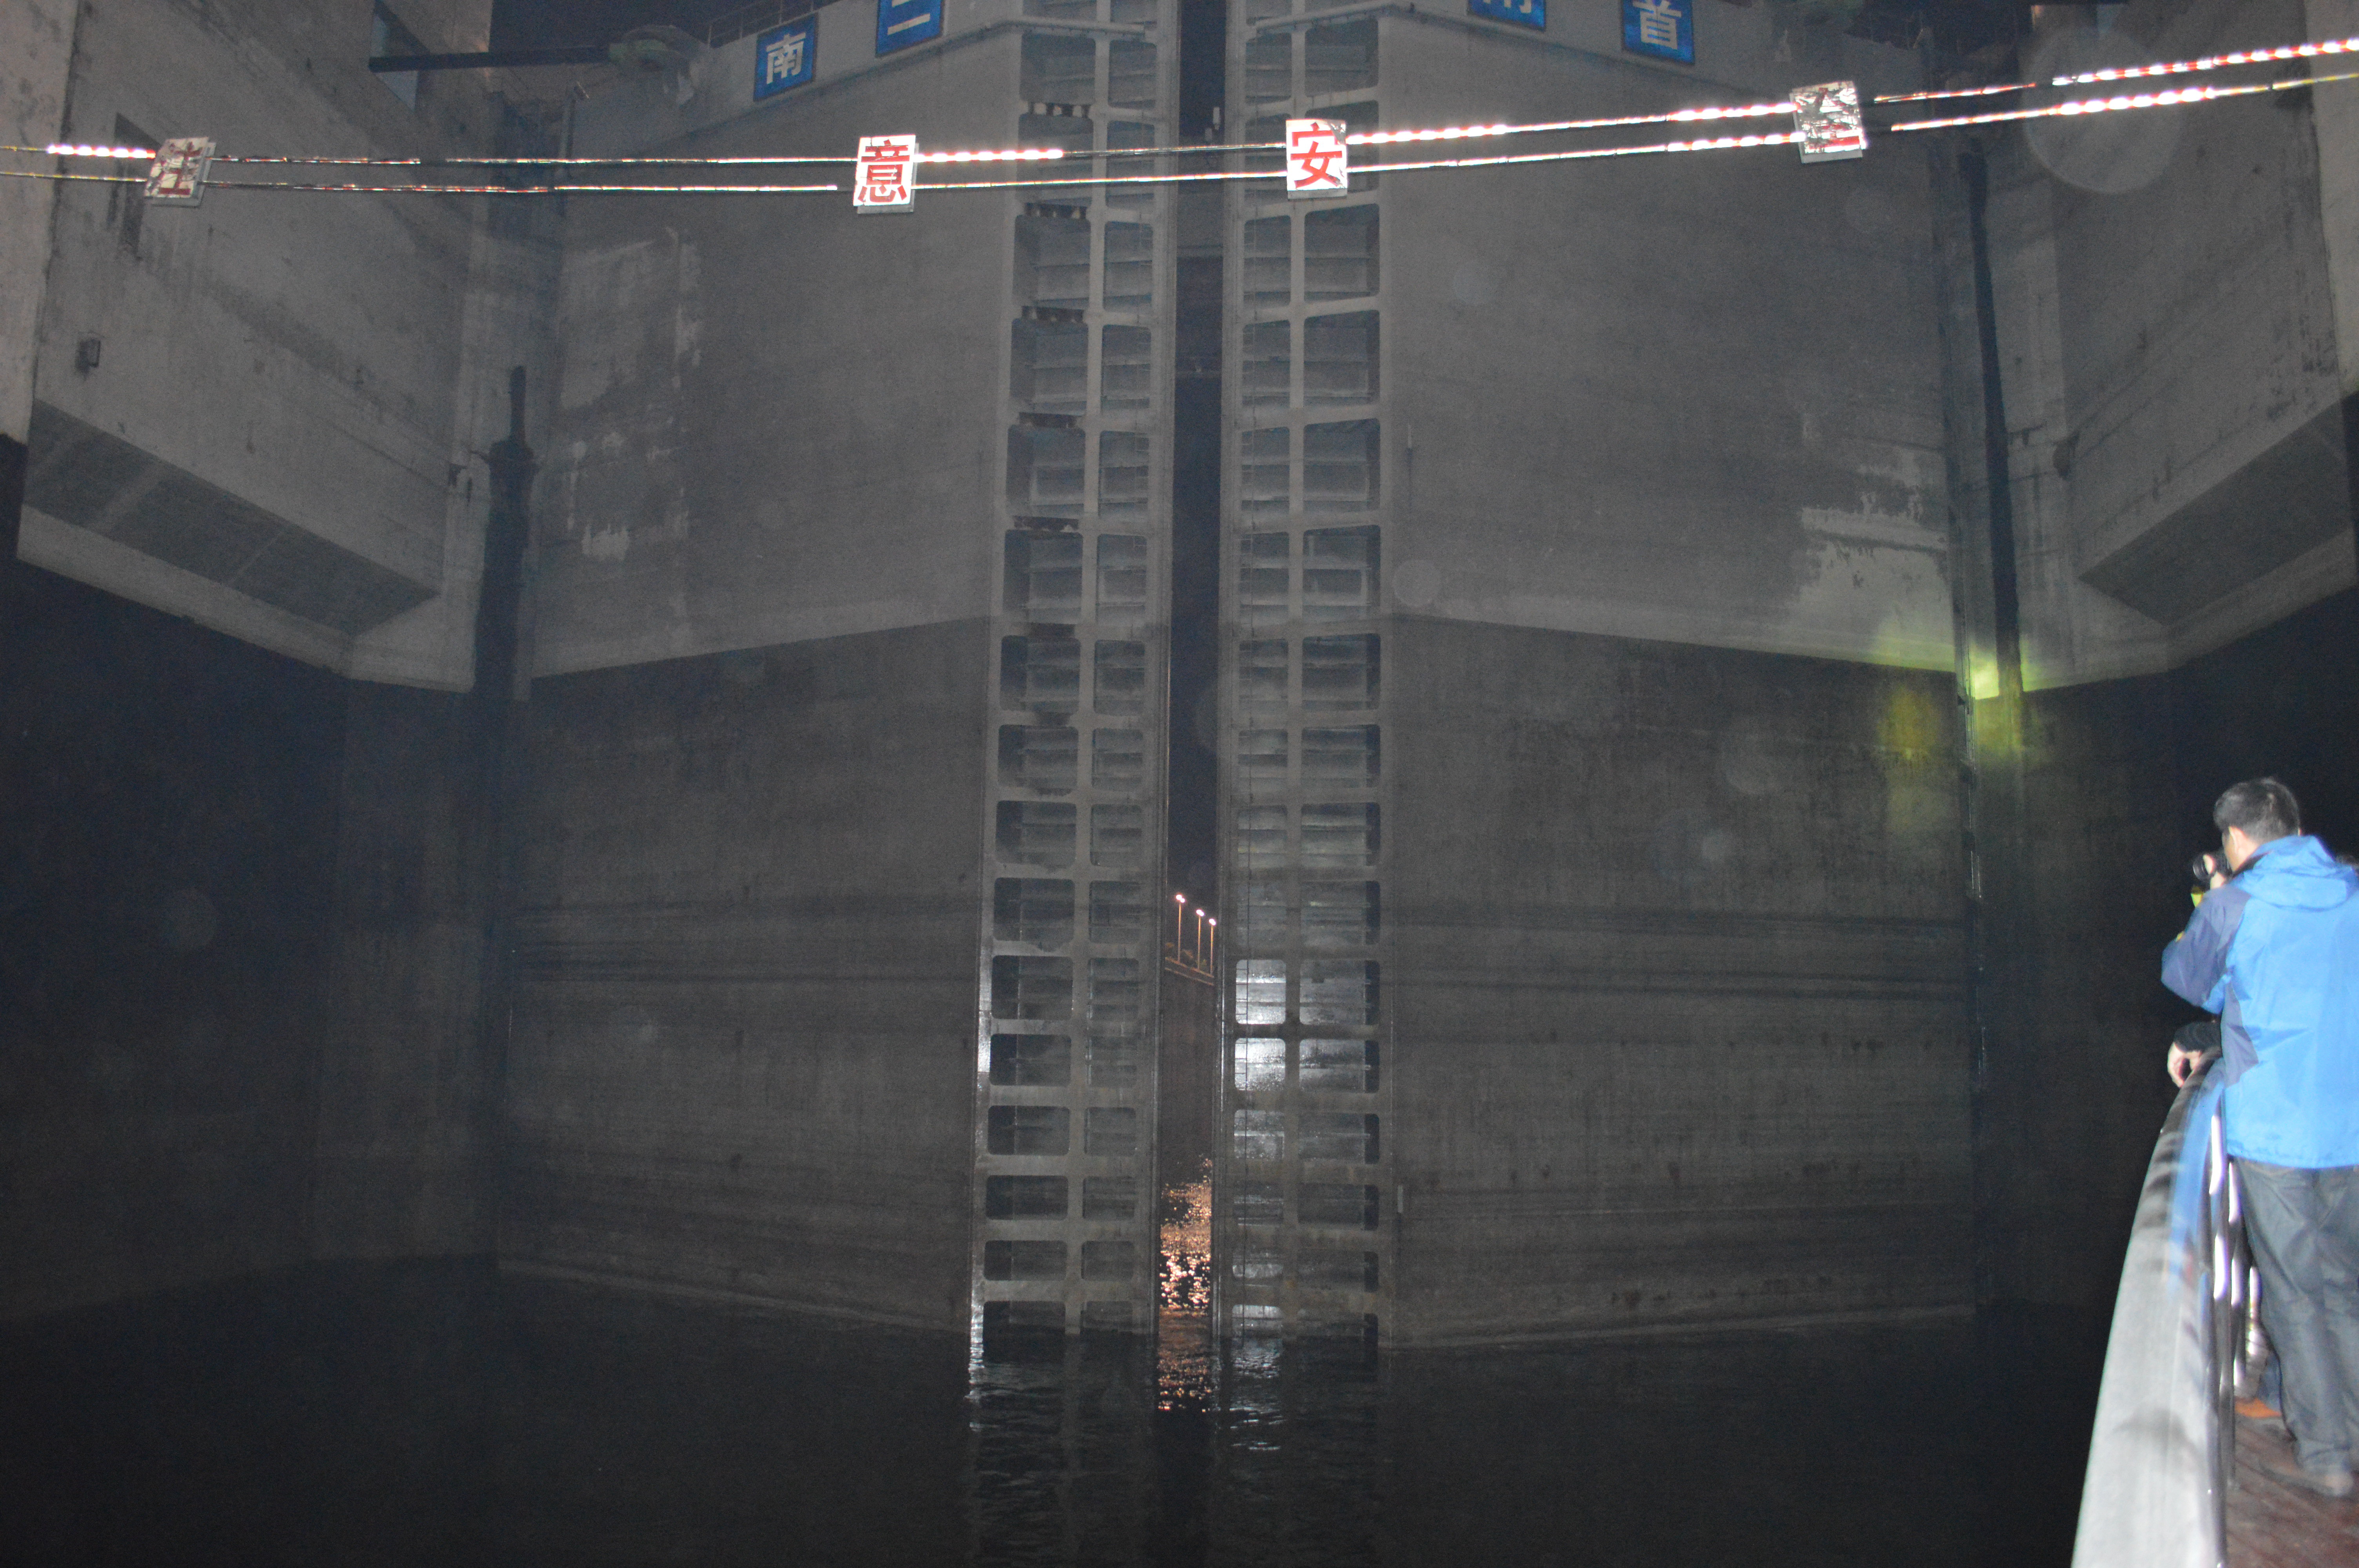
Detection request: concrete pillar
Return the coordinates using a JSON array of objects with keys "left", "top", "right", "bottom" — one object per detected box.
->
[
  {"left": 1934, "top": 136, "right": 2037, "bottom": 1305},
  {"left": 0, "top": 0, "right": 73, "bottom": 452},
  {"left": 2311, "top": 1, "right": 2359, "bottom": 404},
  {"left": 0, "top": 0, "right": 75, "bottom": 551}
]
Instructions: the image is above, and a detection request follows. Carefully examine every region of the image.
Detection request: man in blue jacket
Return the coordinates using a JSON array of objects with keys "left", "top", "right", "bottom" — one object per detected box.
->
[{"left": 2163, "top": 777, "right": 2359, "bottom": 1497}]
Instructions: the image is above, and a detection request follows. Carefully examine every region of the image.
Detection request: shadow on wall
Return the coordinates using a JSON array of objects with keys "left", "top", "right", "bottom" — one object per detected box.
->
[{"left": 0, "top": 561, "right": 347, "bottom": 1317}]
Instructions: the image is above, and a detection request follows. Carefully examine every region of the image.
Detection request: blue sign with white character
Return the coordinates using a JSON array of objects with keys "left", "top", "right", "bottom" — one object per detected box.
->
[
  {"left": 1623, "top": 0, "right": 1692, "bottom": 63},
  {"left": 1467, "top": 0, "right": 1545, "bottom": 30},
  {"left": 754, "top": 16, "right": 816, "bottom": 98},
  {"left": 876, "top": 0, "right": 941, "bottom": 56}
]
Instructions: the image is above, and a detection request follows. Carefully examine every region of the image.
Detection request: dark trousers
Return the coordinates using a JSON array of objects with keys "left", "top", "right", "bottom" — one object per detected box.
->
[{"left": 2239, "top": 1160, "right": 2359, "bottom": 1470}]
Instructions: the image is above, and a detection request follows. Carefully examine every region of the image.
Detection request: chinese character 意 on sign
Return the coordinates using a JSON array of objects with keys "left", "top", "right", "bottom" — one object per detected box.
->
[
  {"left": 144, "top": 137, "right": 214, "bottom": 205},
  {"left": 755, "top": 17, "right": 815, "bottom": 99},
  {"left": 854, "top": 134, "right": 918, "bottom": 212},
  {"left": 1791, "top": 80, "right": 1868, "bottom": 163},
  {"left": 1622, "top": 0, "right": 1692, "bottom": 63},
  {"left": 1285, "top": 118, "right": 1348, "bottom": 199}
]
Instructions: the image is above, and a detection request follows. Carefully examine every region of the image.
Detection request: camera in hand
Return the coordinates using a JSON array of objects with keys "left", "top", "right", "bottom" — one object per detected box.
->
[{"left": 2187, "top": 851, "right": 2233, "bottom": 893}]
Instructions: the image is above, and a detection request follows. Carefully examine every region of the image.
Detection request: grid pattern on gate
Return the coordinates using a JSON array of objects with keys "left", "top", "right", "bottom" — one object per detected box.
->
[
  {"left": 1214, "top": 0, "right": 1390, "bottom": 1346},
  {"left": 974, "top": 6, "right": 1180, "bottom": 1349}
]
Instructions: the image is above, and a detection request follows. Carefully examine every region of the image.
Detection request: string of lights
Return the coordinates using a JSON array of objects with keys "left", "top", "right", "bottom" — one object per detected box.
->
[
  {"left": 34, "top": 33, "right": 2349, "bottom": 163},
  {"left": 1872, "top": 31, "right": 2359, "bottom": 104},
  {"left": 29, "top": 143, "right": 153, "bottom": 160},
  {"left": 1356, "top": 131, "right": 1799, "bottom": 174},
  {"left": 918, "top": 165, "right": 1278, "bottom": 190},
  {"left": 221, "top": 150, "right": 858, "bottom": 166},
  {"left": 205, "top": 178, "right": 841, "bottom": 194},
  {"left": 1349, "top": 100, "right": 1793, "bottom": 144},
  {"left": 1888, "top": 67, "right": 2359, "bottom": 134},
  {"left": 6, "top": 49, "right": 2357, "bottom": 198},
  {"left": 19, "top": 100, "right": 1799, "bottom": 175},
  {"left": 911, "top": 129, "right": 1805, "bottom": 191}
]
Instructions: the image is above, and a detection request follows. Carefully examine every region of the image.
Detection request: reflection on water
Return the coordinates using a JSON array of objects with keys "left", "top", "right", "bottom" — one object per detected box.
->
[
  {"left": 2, "top": 1260, "right": 2105, "bottom": 1566},
  {"left": 1158, "top": 1167, "right": 1214, "bottom": 1412}
]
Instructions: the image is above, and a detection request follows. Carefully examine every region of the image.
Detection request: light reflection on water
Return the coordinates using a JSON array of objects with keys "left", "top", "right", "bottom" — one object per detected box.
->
[{"left": 1157, "top": 1167, "right": 1215, "bottom": 1412}]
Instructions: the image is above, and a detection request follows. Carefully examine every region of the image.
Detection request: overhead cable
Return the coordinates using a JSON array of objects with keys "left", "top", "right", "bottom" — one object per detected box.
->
[
  {"left": 26, "top": 99, "right": 1802, "bottom": 174},
  {"left": 7, "top": 51, "right": 2357, "bottom": 198},
  {"left": 1888, "top": 68, "right": 2359, "bottom": 132},
  {"left": 205, "top": 178, "right": 841, "bottom": 194},
  {"left": 1874, "top": 31, "right": 2359, "bottom": 104}
]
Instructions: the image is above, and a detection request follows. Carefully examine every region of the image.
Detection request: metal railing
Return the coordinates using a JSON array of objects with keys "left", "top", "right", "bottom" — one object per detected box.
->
[
  {"left": 1165, "top": 897, "right": 1216, "bottom": 980},
  {"left": 2072, "top": 1065, "right": 2261, "bottom": 1568}
]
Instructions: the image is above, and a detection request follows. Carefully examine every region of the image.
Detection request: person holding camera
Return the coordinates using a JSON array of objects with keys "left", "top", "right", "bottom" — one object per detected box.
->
[{"left": 2162, "top": 778, "right": 2359, "bottom": 1497}]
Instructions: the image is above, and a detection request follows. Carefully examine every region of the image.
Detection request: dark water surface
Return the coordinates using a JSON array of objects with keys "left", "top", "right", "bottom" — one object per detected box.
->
[{"left": 3, "top": 1260, "right": 2104, "bottom": 1567}]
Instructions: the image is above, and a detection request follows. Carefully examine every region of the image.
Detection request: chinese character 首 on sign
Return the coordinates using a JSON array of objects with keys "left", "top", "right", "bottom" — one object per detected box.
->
[
  {"left": 876, "top": 0, "right": 941, "bottom": 56},
  {"left": 1467, "top": 0, "right": 1545, "bottom": 31},
  {"left": 755, "top": 17, "right": 816, "bottom": 98},
  {"left": 1623, "top": 0, "right": 1692, "bottom": 64},
  {"left": 1285, "top": 118, "right": 1348, "bottom": 199},
  {"left": 854, "top": 134, "right": 918, "bottom": 211}
]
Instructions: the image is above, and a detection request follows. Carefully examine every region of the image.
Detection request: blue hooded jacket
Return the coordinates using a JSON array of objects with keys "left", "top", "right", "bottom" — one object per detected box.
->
[{"left": 2162, "top": 835, "right": 2359, "bottom": 1168}]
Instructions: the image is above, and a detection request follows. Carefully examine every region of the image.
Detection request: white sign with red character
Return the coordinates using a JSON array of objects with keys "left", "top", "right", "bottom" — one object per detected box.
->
[
  {"left": 144, "top": 137, "right": 216, "bottom": 205},
  {"left": 1284, "top": 118, "right": 1347, "bottom": 199},
  {"left": 853, "top": 134, "right": 918, "bottom": 212}
]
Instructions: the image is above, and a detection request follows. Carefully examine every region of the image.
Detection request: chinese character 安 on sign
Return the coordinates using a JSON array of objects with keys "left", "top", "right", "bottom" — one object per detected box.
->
[
  {"left": 1791, "top": 81, "right": 1867, "bottom": 163},
  {"left": 854, "top": 134, "right": 918, "bottom": 212},
  {"left": 1467, "top": 0, "right": 1545, "bottom": 31},
  {"left": 1285, "top": 118, "right": 1348, "bottom": 199},
  {"left": 1623, "top": 0, "right": 1692, "bottom": 64},
  {"left": 144, "top": 137, "right": 214, "bottom": 205},
  {"left": 755, "top": 17, "right": 816, "bottom": 99},
  {"left": 875, "top": 0, "right": 942, "bottom": 56}
]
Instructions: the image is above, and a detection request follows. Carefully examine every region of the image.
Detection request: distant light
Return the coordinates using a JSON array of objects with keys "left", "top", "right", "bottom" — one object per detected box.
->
[
  {"left": 47, "top": 143, "right": 152, "bottom": 159},
  {"left": 915, "top": 148, "right": 1063, "bottom": 163},
  {"left": 1175, "top": 893, "right": 1187, "bottom": 902}
]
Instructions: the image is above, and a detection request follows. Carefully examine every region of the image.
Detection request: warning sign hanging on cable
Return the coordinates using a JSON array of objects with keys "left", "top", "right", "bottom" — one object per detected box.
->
[
  {"left": 1285, "top": 118, "right": 1348, "bottom": 198},
  {"left": 144, "top": 137, "right": 214, "bottom": 205},
  {"left": 853, "top": 134, "right": 917, "bottom": 211},
  {"left": 1790, "top": 81, "right": 1867, "bottom": 163}
]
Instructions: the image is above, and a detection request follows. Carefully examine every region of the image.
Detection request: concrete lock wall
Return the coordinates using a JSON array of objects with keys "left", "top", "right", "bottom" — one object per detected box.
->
[
  {"left": 0, "top": 566, "right": 349, "bottom": 1319},
  {"left": 1995, "top": 0, "right": 2357, "bottom": 692},
  {"left": 0, "top": 0, "right": 75, "bottom": 452},
  {"left": 0, "top": 0, "right": 536, "bottom": 1318},
  {"left": 508, "top": 0, "right": 1182, "bottom": 1332},
  {"left": 4, "top": 0, "right": 2357, "bottom": 1343},
  {"left": 1965, "top": 0, "right": 2359, "bottom": 1308},
  {"left": 22, "top": 0, "right": 521, "bottom": 690},
  {"left": 501, "top": 627, "right": 991, "bottom": 1325},
  {"left": 1210, "top": 0, "right": 1972, "bottom": 1345}
]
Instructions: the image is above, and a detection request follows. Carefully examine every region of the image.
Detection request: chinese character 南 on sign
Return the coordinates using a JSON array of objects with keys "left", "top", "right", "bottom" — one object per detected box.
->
[
  {"left": 855, "top": 134, "right": 918, "bottom": 211},
  {"left": 1285, "top": 118, "right": 1348, "bottom": 199},
  {"left": 1623, "top": 0, "right": 1692, "bottom": 64},
  {"left": 755, "top": 17, "right": 816, "bottom": 99},
  {"left": 1467, "top": 0, "right": 1545, "bottom": 30}
]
